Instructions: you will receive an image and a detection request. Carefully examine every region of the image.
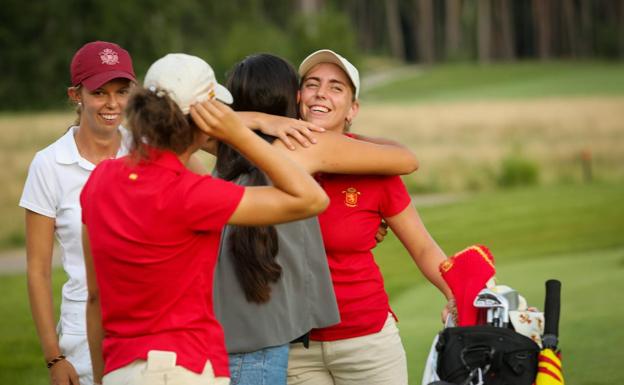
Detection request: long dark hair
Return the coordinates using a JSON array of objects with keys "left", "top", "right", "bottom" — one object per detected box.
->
[{"left": 216, "top": 53, "right": 300, "bottom": 303}]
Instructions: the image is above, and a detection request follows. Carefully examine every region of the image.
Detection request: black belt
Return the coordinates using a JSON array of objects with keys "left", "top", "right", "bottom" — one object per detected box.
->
[{"left": 291, "top": 331, "right": 310, "bottom": 348}]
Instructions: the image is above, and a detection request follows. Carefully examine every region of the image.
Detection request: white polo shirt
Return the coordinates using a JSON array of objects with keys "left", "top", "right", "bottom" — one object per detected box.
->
[{"left": 20, "top": 126, "right": 131, "bottom": 331}]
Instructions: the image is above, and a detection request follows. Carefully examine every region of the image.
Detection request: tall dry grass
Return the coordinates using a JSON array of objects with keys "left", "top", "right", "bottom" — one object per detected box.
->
[
  {"left": 0, "top": 111, "right": 76, "bottom": 248},
  {"left": 355, "top": 96, "right": 624, "bottom": 190}
]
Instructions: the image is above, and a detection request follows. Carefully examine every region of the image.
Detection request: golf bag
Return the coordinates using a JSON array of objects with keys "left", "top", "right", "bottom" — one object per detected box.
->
[{"left": 433, "top": 325, "right": 540, "bottom": 385}]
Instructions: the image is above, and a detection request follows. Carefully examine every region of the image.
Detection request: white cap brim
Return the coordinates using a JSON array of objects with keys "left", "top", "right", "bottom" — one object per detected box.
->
[{"left": 215, "top": 83, "right": 233, "bottom": 105}]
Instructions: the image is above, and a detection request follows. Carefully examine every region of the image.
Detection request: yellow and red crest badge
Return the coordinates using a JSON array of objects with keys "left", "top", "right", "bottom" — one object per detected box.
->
[{"left": 342, "top": 187, "right": 361, "bottom": 207}]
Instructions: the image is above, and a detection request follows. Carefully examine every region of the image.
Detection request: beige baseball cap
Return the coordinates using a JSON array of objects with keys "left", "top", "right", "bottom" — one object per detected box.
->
[
  {"left": 298, "top": 49, "right": 360, "bottom": 99},
  {"left": 143, "top": 53, "right": 233, "bottom": 114}
]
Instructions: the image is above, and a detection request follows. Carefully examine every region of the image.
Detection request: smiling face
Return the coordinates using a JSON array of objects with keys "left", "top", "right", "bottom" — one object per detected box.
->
[
  {"left": 299, "top": 63, "right": 359, "bottom": 133},
  {"left": 69, "top": 78, "right": 132, "bottom": 135}
]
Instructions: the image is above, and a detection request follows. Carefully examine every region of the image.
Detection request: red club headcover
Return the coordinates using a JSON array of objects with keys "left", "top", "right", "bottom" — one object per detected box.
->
[{"left": 440, "top": 245, "right": 496, "bottom": 326}]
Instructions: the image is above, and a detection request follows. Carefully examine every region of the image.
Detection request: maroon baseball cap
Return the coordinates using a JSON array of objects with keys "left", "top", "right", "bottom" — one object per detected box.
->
[{"left": 70, "top": 41, "right": 136, "bottom": 91}]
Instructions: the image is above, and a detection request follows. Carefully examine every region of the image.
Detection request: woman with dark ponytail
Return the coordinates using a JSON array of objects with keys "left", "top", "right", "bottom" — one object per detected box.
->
[
  {"left": 206, "top": 54, "right": 420, "bottom": 385},
  {"left": 81, "top": 53, "right": 329, "bottom": 385}
]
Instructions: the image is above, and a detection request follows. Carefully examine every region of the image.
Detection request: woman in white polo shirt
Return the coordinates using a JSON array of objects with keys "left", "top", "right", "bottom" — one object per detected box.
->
[{"left": 19, "top": 41, "right": 136, "bottom": 385}]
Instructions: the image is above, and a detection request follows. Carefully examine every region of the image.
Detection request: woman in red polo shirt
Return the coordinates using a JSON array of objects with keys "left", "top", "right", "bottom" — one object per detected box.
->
[
  {"left": 80, "top": 53, "right": 328, "bottom": 385},
  {"left": 286, "top": 50, "right": 454, "bottom": 385}
]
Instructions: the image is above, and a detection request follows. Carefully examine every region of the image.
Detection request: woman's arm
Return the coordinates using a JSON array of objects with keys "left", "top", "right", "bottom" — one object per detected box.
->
[
  {"left": 237, "top": 111, "right": 325, "bottom": 150},
  {"left": 83, "top": 226, "right": 104, "bottom": 385},
  {"left": 272, "top": 130, "right": 418, "bottom": 175},
  {"left": 384, "top": 204, "right": 452, "bottom": 299},
  {"left": 191, "top": 101, "right": 328, "bottom": 226},
  {"left": 25, "top": 210, "right": 80, "bottom": 385}
]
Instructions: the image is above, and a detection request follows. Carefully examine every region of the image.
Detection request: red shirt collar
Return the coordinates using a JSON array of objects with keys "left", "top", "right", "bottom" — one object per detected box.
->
[{"left": 140, "top": 147, "right": 186, "bottom": 174}]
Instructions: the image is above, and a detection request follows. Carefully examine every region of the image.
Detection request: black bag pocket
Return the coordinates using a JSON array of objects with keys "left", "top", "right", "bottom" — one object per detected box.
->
[{"left": 435, "top": 326, "right": 540, "bottom": 385}]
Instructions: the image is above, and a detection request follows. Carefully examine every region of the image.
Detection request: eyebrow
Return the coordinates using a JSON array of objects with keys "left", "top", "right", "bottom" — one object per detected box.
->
[{"left": 303, "top": 76, "right": 347, "bottom": 87}]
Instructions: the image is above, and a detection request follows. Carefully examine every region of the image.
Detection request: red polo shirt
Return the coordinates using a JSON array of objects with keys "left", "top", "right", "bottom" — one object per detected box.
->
[
  {"left": 80, "top": 149, "right": 244, "bottom": 376},
  {"left": 311, "top": 174, "right": 411, "bottom": 341}
]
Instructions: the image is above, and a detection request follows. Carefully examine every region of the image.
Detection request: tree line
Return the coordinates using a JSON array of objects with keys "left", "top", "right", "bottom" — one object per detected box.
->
[{"left": 1, "top": 0, "right": 622, "bottom": 110}]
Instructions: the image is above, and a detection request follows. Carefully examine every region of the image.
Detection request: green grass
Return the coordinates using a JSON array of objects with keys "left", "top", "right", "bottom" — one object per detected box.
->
[
  {"left": 377, "top": 182, "right": 624, "bottom": 298},
  {"left": 362, "top": 61, "right": 624, "bottom": 103},
  {"left": 0, "top": 269, "right": 66, "bottom": 384},
  {"left": 1, "top": 182, "right": 623, "bottom": 383}
]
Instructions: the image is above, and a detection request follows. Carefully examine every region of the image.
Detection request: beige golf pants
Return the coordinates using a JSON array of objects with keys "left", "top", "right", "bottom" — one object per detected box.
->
[
  {"left": 287, "top": 314, "right": 408, "bottom": 385},
  {"left": 103, "top": 350, "right": 230, "bottom": 385}
]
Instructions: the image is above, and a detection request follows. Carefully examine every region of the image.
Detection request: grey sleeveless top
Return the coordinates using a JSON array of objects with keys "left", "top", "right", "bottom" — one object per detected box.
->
[{"left": 213, "top": 177, "right": 340, "bottom": 353}]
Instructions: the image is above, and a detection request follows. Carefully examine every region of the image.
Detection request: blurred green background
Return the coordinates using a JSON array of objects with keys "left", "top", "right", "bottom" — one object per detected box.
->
[{"left": 1, "top": 1, "right": 623, "bottom": 384}]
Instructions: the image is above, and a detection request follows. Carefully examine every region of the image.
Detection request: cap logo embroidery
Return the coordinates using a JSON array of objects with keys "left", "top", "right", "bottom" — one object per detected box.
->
[
  {"left": 99, "top": 48, "right": 120, "bottom": 65},
  {"left": 342, "top": 187, "right": 360, "bottom": 207}
]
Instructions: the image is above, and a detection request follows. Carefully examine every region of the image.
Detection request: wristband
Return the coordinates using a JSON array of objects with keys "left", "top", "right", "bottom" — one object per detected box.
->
[{"left": 46, "top": 354, "right": 66, "bottom": 369}]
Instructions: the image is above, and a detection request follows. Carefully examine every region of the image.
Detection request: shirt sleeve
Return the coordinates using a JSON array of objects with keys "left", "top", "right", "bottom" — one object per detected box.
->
[
  {"left": 19, "top": 151, "right": 58, "bottom": 218},
  {"left": 379, "top": 176, "right": 411, "bottom": 218},
  {"left": 183, "top": 174, "right": 245, "bottom": 231}
]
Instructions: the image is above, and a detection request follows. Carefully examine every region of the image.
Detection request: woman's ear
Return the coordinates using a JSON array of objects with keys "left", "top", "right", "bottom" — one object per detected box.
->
[
  {"left": 346, "top": 99, "right": 360, "bottom": 124},
  {"left": 67, "top": 86, "right": 81, "bottom": 104}
]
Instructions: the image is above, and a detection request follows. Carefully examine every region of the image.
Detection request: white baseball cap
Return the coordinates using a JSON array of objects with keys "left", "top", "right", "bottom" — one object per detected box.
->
[
  {"left": 143, "top": 53, "right": 233, "bottom": 114},
  {"left": 298, "top": 49, "right": 360, "bottom": 99}
]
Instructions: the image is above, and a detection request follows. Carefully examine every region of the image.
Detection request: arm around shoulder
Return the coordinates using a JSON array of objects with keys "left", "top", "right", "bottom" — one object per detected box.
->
[
  {"left": 191, "top": 101, "right": 328, "bottom": 226},
  {"left": 272, "top": 130, "right": 418, "bottom": 175}
]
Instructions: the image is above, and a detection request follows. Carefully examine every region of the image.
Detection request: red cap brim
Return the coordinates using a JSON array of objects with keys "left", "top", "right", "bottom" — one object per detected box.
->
[{"left": 81, "top": 70, "right": 136, "bottom": 91}]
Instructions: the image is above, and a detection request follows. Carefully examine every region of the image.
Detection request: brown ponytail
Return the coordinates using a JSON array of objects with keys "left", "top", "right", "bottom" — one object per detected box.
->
[{"left": 125, "top": 87, "right": 196, "bottom": 159}]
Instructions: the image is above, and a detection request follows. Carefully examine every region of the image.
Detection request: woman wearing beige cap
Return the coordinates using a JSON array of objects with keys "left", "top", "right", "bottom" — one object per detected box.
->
[
  {"left": 81, "top": 53, "right": 328, "bottom": 385},
  {"left": 20, "top": 40, "right": 137, "bottom": 385},
  {"left": 193, "top": 53, "right": 418, "bottom": 385},
  {"left": 285, "top": 49, "right": 453, "bottom": 385}
]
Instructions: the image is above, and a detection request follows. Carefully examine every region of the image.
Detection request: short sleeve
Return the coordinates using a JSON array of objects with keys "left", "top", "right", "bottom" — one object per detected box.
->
[
  {"left": 183, "top": 175, "right": 245, "bottom": 231},
  {"left": 379, "top": 176, "right": 411, "bottom": 218},
  {"left": 19, "top": 152, "right": 58, "bottom": 218}
]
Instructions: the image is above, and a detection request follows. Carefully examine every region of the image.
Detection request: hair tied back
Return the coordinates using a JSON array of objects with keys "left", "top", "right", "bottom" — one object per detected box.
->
[{"left": 148, "top": 85, "right": 167, "bottom": 98}]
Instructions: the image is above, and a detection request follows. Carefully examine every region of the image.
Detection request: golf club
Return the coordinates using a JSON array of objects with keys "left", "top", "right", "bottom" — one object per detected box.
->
[{"left": 473, "top": 288, "right": 510, "bottom": 327}]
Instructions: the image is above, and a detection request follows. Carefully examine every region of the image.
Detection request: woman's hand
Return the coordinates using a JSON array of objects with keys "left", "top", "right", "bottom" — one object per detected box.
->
[
  {"left": 442, "top": 298, "right": 457, "bottom": 325},
  {"left": 237, "top": 112, "right": 325, "bottom": 150},
  {"left": 48, "top": 359, "right": 80, "bottom": 385},
  {"left": 190, "top": 100, "right": 248, "bottom": 143},
  {"left": 374, "top": 221, "right": 389, "bottom": 245},
  {"left": 259, "top": 116, "right": 325, "bottom": 150}
]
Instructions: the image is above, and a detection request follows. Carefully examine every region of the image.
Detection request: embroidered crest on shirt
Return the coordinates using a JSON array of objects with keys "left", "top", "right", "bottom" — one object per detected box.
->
[
  {"left": 342, "top": 187, "right": 361, "bottom": 207},
  {"left": 99, "top": 48, "right": 120, "bottom": 65}
]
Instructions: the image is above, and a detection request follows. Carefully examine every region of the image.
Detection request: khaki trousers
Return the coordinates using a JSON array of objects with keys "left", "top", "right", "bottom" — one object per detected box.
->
[
  {"left": 103, "top": 350, "right": 230, "bottom": 385},
  {"left": 287, "top": 314, "right": 408, "bottom": 385}
]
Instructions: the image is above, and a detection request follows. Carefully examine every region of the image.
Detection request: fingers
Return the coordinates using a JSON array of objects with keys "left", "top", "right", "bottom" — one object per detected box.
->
[
  {"left": 276, "top": 126, "right": 315, "bottom": 150},
  {"left": 300, "top": 120, "right": 326, "bottom": 133},
  {"left": 190, "top": 103, "right": 216, "bottom": 134},
  {"left": 288, "top": 128, "right": 312, "bottom": 147},
  {"left": 49, "top": 360, "right": 79, "bottom": 385},
  {"left": 374, "top": 221, "right": 388, "bottom": 243},
  {"left": 190, "top": 100, "right": 224, "bottom": 135},
  {"left": 70, "top": 371, "right": 80, "bottom": 385},
  {"left": 293, "top": 124, "right": 317, "bottom": 145}
]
